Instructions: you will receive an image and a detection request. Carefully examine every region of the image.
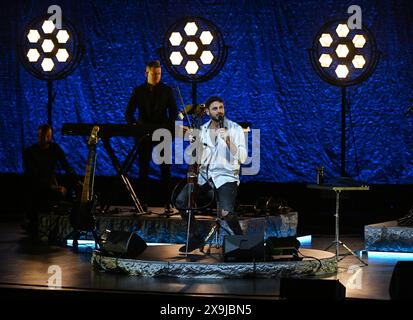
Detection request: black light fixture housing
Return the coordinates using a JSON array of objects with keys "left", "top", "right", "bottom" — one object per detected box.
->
[
  {"left": 159, "top": 16, "right": 228, "bottom": 108},
  {"left": 18, "top": 14, "right": 83, "bottom": 126},
  {"left": 309, "top": 19, "right": 380, "bottom": 178}
]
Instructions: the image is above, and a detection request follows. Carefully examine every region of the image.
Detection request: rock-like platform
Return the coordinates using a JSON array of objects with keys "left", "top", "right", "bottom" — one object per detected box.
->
[
  {"left": 91, "top": 245, "right": 336, "bottom": 279},
  {"left": 39, "top": 206, "right": 298, "bottom": 244},
  {"left": 365, "top": 220, "right": 413, "bottom": 252}
]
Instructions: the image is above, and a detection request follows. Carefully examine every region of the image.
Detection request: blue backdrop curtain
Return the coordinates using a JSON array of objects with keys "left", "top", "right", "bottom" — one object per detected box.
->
[{"left": 1, "top": 0, "right": 412, "bottom": 183}]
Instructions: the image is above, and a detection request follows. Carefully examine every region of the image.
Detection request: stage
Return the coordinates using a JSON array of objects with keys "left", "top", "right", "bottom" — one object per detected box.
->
[{"left": 0, "top": 220, "right": 405, "bottom": 303}]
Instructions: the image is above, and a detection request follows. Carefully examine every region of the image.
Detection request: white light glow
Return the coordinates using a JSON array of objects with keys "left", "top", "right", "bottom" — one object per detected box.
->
[
  {"left": 56, "top": 48, "right": 69, "bottom": 62},
  {"left": 184, "top": 41, "right": 198, "bottom": 55},
  {"left": 185, "top": 61, "right": 199, "bottom": 74},
  {"left": 42, "top": 20, "right": 55, "bottom": 34},
  {"left": 335, "top": 64, "right": 349, "bottom": 78},
  {"left": 200, "top": 51, "right": 214, "bottom": 64},
  {"left": 27, "top": 29, "right": 41, "bottom": 43},
  {"left": 56, "top": 30, "right": 70, "bottom": 44},
  {"left": 184, "top": 22, "right": 198, "bottom": 36},
  {"left": 352, "top": 55, "right": 366, "bottom": 69},
  {"left": 200, "top": 31, "right": 214, "bottom": 45},
  {"left": 41, "top": 58, "right": 54, "bottom": 72},
  {"left": 169, "top": 51, "right": 183, "bottom": 65},
  {"left": 353, "top": 34, "right": 367, "bottom": 48},
  {"left": 41, "top": 39, "right": 54, "bottom": 53},
  {"left": 336, "top": 23, "right": 350, "bottom": 38},
  {"left": 319, "top": 33, "right": 333, "bottom": 47},
  {"left": 335, "top": 44, "right": 349, "bottom": 58},
  {"left": 319, "top": 53, "right": 333, "bottom": 67},
  {"left": 27, "top": 49, "right": 40, "bottom": 62},
  {"left": 169, "top": 32, "right": 183, "bottom": 46}
]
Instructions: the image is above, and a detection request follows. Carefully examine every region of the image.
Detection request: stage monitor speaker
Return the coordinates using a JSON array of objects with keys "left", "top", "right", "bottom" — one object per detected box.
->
[
  {"left": 389, "top": 261, "right": 413, "bottom": 300},
  {"left": 266, "top": 236, "right": 300, "bottom": 255},
  {"left": 100, "top": 230, "right": 147, "bottom": 259},
  {"left": 280, "top": 277, "right": 346, "bottom": 300},
  {"left": 223, "top": 234, "right": 265, "bottom": 262}
]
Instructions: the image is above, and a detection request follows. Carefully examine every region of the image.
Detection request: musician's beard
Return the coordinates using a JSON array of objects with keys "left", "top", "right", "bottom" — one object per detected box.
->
[{"left": 211, "top": 113, "right": 224, "bottom": 122}]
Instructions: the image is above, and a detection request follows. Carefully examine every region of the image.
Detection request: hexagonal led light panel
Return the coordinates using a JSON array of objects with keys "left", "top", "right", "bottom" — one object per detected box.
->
[
  {"left": 169, "top": 51, "right": 183, "bottom": 65},
  {"left": 200, "top": 51, "right": 214, "bottom": 64},
  {"left": 41, "top": 39, "right": 55, "bottom": 53},
  {"left": 161, "top": 17, "right": 227, "bottom": 81},
  {"left": 41, "top": 58, "right": 54, "bottom": 72},
  {"left": 27, "top": 29, "right": 41, "bottom": 43},
  {"left": 319, "top": 54, "right": 332, "bottom": 67},
  {"left": 19, "top": 15, "right": 84, "bottom": 126},
  {"left": 319, "top": 33, "right": 333, "bottom": 47},
  {"left": 42, "top": 20, "right": 55, "bottom": 34},
  {"left": 184, "top": 22, "right": 198, "bottom": 36},
  {"left": 310, "top": 19, "right": 379, "bottom": 178},
  {"left": 336, "top": 24, "right": 350, "bottom": 38},
  {"left": 27, "top": 49, "right": 40, "bottom": 62},
  {"left": 352, "top": 55, "right": 366, "bottom": 69},
  {"left": 56, "top": 30, "right": 70, "bottom": 44},
  {"left": 312, "top": 20, "right": 378, "bottom": 85},
  {"left": 200, "top": 31, "right": 213, "bottom": 45},
  {"left": 353, "top": 34, "right": 366, "bottom": 48},
  {"left": 335, "top": 44, "right": 349, "bottom": 58},
  {"left": 185, "top": 61, "right": 199, "bottom": 74},
  {"left": 19, "top": 16, "right": 82, "bottom": 80},
  {"left": 169, "top": 32, "right": 183, "bottom": 46},
  {"left": 184, "top": 41, "right": 198, "bottom": 55},
  {"left": 56, "top": 49, "right": 69, "bottom": 62},
  {"left": 335, "top": 64, "right": 349, "bottom": 78}
]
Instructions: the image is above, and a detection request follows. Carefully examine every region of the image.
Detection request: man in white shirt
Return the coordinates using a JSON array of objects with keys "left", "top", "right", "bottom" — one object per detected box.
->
[{"left": 176, "top": 96, "right": 247, "bottom": 253}]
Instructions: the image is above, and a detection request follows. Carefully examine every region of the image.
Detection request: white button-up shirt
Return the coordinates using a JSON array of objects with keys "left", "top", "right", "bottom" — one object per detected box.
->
[{"left": 198, "top": 118, "right": 247, "bottom": 188}]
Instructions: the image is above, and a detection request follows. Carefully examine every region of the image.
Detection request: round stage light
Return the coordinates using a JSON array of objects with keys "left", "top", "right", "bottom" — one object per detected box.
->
[
  {"left": 18, "top": 15, "right": 83, "bottom": 125},
  {"left": 159, "top": 16, "right": 227, "bottom": 83},
  {"left": 309, "top": 19, "right": 380, "bottom": 177},
  {"left": 18, "top": 15, "right": 83, "bottom": 81},
  {"left": 309, "top": 19, "right": 379, "bottom": 87}
]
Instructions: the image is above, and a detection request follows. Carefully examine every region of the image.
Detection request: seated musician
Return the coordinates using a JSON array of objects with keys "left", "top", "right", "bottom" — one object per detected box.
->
[
  {"left": 125, "top": 60, "right": 178, "bottom": 213},
  {"left": 175, "top": 96, "right": 247, "bottom": 253},
  {"left": 22, "top": 123, "right": 80, "bottom": 237}
]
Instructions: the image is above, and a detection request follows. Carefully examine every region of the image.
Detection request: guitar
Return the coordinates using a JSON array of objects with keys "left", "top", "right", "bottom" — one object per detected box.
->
[{"left": 71, "top": 125, "right": 100, "bottom": 231}]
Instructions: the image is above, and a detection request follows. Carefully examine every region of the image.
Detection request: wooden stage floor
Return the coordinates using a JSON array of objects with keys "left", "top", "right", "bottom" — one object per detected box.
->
[{"left": 0, "top": 219, "right": 410, "bottom": 310}]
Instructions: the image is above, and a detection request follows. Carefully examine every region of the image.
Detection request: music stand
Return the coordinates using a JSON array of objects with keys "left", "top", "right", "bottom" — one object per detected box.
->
[{"left": 307, "top": 184, "right": 369, "bottom": 265}]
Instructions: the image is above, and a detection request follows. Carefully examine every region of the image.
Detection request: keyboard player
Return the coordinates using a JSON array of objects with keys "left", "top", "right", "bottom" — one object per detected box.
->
[{"left": 125, "top": 60, "right": 178, "bottom": 213}]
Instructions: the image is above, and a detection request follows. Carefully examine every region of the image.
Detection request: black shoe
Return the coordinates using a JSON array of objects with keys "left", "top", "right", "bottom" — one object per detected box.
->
[
  {"left": 179, "top": 236, "right": 205, "bottom": 253},
  {"left": 225, "top": 214, "right": 243, "bottom": 235}
]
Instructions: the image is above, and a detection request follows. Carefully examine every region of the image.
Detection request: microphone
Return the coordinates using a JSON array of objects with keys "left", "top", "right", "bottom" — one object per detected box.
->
[{"left": 218, "top": 115, "right": 224, "bottom": 129}]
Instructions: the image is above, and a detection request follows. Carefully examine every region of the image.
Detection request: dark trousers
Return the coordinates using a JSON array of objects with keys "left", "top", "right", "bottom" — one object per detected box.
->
[
  {"left": 138, "top": 140, "right": 171, "bottom": 205},
  {"left": 176, "top": 181, "right": 243, "bottom": 237},
  {"left": 24, "top": 186, "right": 65, "bottom": 234}
]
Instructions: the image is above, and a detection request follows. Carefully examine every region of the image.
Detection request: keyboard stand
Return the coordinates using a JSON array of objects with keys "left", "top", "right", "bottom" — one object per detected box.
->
[{"left": 101, "top": 138, "right": 146, "bottom": 215}]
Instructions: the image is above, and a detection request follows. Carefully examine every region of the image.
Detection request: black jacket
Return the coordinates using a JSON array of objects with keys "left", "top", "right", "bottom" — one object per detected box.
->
[
  {"left": 23, "top": 142, "right": 76, "bottom": 190},
  {"left": 125, "top": 82, "right": 178, "bottom": 129}
]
